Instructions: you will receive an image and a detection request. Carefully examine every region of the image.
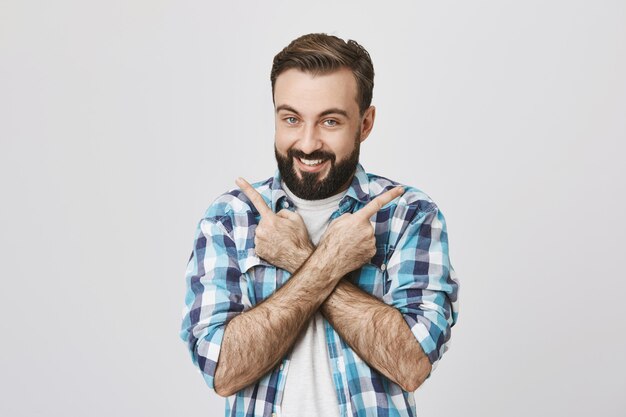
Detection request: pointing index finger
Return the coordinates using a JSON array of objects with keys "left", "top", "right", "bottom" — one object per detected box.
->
[
  {"left": 355, "top": 186, "right": 404, "bottom": 220},
  {"left": 235, "top": 177, "right": 273, "bottom": 217}
]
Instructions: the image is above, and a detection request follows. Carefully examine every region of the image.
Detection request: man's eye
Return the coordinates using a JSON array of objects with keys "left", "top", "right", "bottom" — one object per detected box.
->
[
  {"left": 323, "top": 119, "right": 338, "bottom": 127},
  {"left": 285, "top": 117, "right": 298, "bottom": 124}
]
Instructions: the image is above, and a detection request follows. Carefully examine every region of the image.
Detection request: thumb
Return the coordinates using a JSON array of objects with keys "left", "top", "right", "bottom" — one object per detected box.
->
[{"left": 277, "top": 209, "right": 301, "bottom": 221}]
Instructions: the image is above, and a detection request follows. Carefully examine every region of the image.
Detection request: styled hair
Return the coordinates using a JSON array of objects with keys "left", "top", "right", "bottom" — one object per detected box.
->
[{"left": 270, "top": 33, "right": 374, "bottom": 115}]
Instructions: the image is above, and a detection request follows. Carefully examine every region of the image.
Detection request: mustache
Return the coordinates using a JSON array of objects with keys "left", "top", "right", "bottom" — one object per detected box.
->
[{"left": 287, "top": 148, "right": 336, "bottom": 163}]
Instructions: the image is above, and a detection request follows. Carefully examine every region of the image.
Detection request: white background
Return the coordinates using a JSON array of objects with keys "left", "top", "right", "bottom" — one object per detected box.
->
[{"left": 1, "top": 1, "right": 625, "bottom": 416}]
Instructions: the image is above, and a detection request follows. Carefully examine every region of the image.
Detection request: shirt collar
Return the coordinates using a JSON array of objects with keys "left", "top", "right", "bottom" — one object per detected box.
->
[
  {"left": 343, "top": 163, "right": 371, "bottom": 204},
  {"left": 269, "top": 163, "right": 371, "bottom": 212}
]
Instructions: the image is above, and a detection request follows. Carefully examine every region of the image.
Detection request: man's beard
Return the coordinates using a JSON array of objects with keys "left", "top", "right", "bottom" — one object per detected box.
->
[{"left": 275, "top": 135, "right": 360, "bottom": 200}]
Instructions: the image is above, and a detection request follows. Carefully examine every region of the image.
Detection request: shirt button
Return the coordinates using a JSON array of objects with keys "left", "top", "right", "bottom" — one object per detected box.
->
[
  {"left": 282, "top": 201, "right": 289, "bottom": 208},
  {"left": 380, "top": 263, "right": 387, "bottom": 271}
]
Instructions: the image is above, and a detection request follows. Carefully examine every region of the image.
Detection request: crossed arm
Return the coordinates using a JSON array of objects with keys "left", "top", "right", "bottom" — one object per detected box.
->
[
  {"left": 321, "top": 281, "right": 432, "bottom": 392},
  {"left": 212, "top": 179, "right": 431, "bottom": 397}
]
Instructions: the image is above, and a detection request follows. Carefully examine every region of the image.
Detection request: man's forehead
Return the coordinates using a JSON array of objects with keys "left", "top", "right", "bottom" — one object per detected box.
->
[{"left": 273, "top": 68, "right": 359, "bottom": 114}]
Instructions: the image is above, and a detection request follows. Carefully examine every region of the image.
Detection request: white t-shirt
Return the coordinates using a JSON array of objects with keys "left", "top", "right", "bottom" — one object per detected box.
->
[{"left": 279, "top": 182, "right": 345, "bottom": 417}]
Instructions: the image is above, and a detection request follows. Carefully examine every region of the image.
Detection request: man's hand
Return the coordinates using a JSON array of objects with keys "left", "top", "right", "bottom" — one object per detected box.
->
[
  {"left": 236, "top": 177, "right": 404, "bottom": 277},
  {"left": 236, "top": 178, "right": 314, "bottom": 273},
  {"left": 318, "top": 186, "right": 404, "bottom": 277}
]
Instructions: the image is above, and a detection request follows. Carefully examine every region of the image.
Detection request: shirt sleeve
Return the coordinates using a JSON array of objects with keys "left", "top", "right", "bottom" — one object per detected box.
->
[
  {"left": 179, "top": 217, "right": 247, "bottom": 390},
  {"left": 383, "top": 205, "right": 460, "bottom": 372}
]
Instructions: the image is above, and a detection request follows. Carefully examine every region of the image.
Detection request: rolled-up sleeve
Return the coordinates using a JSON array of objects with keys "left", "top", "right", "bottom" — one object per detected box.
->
[
  {"left": 383, "top": 205, "right": 460, "bottom": 372},
  {"left": 179, "top": 218, "right": 246, "bottom": 390}
]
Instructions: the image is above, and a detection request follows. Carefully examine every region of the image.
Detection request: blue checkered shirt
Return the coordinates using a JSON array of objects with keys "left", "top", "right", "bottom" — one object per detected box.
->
[{"left": 180, "top": 163, "right": 460, "bottom": 417}]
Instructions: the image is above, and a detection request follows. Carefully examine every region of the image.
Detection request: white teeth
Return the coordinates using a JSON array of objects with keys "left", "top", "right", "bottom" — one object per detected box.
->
[{"left": 299, "top": 158, "right": 324, "bottom": 166}]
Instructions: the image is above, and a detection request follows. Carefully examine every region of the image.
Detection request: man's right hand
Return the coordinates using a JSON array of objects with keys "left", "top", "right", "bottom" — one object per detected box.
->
[
  {"left": 318, "top": 186, "right": 404, "bottom": 277},
  {"left": 236, "top": 177, "right": 314, "bottom": 274}
]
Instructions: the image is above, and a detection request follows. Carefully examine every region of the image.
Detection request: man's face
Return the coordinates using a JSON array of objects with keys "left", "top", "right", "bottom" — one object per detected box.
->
[{"left": 273, "top": 67, "right": 375, "bottom": 200}]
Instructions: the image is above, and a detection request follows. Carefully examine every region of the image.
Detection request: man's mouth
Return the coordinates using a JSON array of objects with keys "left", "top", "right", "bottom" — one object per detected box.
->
[
  {"left": 295, "top": 157, "right": 329, "bottom": 172},
  {"left": 299, "top": 158, "right": 324, "bottom": 166}
]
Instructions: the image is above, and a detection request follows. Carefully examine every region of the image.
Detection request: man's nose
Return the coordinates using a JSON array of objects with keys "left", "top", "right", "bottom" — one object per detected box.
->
[{"left": 298, "top": 124, "right": 323, "bottom": 155}]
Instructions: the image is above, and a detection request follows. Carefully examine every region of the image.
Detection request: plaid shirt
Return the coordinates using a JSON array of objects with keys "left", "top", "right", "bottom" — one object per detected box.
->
[{"left": 180, "top": 163, "right": 460, "bottom": 417}]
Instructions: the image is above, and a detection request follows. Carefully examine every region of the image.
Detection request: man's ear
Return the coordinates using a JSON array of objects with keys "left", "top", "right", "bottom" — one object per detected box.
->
[{"left": 359, "top": 105, "right": 376, "bottom": 143}]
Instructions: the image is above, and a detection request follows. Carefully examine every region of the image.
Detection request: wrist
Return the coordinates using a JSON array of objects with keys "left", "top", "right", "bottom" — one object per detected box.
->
[
  {"left": 312, "top": 239, "right": 345, "bottom": 281},
  {"left": 289, "top": 244, "right": 314, "bottom": 274}
]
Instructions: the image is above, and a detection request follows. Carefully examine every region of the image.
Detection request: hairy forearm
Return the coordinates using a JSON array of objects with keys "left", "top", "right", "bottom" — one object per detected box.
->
[
  {"left": 213, "top": 247, "right": 341, "bottom": 397},
  {"left": 320, "top": 280, "right": 432, "bottom": 392}
]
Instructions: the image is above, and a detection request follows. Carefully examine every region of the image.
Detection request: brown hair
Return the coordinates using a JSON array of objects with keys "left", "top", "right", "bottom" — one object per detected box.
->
[{"left": 270, "top": 33, "right": 374, "bottom": 116}]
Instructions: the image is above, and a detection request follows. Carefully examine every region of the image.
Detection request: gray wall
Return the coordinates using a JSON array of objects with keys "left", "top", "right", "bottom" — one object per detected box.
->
[{"left": 1, "top": 1, "right": 624, "bottom": 416}]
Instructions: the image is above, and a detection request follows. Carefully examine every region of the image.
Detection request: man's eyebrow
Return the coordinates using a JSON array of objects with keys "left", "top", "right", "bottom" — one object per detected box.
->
[
  {"left": 276, "top": 105, "right": 349, "bottom": 118},
  {"left": 319, "top": 108, "right": 349, "bottom": 118},
  {"left": 276, "top": 105, "right": 300, "bottom": 115}
]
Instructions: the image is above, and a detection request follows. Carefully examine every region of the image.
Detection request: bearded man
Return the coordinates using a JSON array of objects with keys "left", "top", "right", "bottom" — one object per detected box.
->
[{"left": 180, "top": 33, "right": 460, "bottom": 417}]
